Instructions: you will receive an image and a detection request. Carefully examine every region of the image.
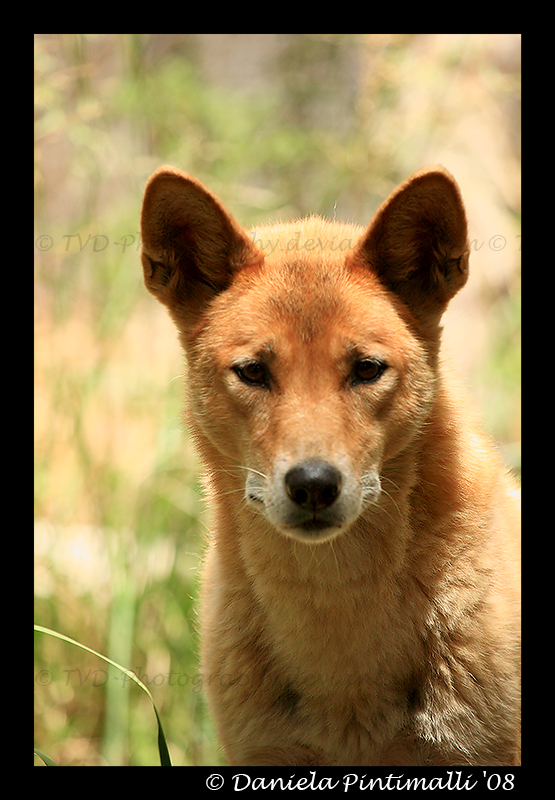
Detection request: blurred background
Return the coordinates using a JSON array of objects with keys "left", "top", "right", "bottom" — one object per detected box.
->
[{"left": 34, "top": 33, "right": 521, "bottom": 766}]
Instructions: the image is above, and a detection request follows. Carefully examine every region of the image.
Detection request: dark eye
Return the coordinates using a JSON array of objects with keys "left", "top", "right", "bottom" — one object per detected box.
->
[
  {"left": 233, "top": 361, "right": 270, "bottom": 388},
  {"left": 351, "top": 358, "right": 386, "bottom": 385}
]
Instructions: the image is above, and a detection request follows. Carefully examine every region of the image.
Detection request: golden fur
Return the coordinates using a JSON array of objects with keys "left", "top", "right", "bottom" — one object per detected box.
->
[{"left": 141, "top": 165, "right": 520, "bottom": 766}]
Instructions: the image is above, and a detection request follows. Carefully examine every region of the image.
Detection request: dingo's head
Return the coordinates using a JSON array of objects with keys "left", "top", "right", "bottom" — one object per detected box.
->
[{"left": 141, "top": 167, "right": 469, "bottom": 542}]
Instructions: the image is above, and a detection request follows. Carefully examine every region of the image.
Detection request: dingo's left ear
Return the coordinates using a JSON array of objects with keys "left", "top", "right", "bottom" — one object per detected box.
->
[
  {"left": 141, "top": 166, "right": 262, "bottom": 328},
  {"left": 353, "top": 167, "right": 469, "bottom": 326}
]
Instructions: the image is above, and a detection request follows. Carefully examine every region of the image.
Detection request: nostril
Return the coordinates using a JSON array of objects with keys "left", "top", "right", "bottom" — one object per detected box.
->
[{"left": 285, "top": 460, "right": 342, "bottom": 512}]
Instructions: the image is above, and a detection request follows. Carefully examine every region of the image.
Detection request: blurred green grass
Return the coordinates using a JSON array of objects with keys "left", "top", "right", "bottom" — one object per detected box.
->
[{"left": 34, "top": 34, "right": 520, "bottom": 765}]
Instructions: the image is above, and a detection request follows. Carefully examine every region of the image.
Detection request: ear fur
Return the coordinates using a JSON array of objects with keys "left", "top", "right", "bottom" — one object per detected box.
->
[
  {"left": 352, "top": 166, "right": 469, "bottom": 326},
  {"left": 140, "top": 166, "right": 262, "bottom": 324}
]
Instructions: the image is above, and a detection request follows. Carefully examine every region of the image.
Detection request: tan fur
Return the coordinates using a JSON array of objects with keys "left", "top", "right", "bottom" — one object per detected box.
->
[{"left": 141, "top": 165, "right": 520, "bottom": 766}]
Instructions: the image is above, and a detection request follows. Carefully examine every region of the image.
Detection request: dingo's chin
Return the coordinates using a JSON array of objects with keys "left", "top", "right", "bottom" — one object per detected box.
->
[{"left": 279, "top": 522, "right": 347, "bottom": 544}]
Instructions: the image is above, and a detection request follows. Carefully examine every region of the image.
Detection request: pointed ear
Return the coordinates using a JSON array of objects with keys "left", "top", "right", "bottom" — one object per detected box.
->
[
  {"left": 141, "top": 166, "right": 262, "bottom": 327},
  {"left": 351, "top": 167, "right": 469, "bottom": 326}
]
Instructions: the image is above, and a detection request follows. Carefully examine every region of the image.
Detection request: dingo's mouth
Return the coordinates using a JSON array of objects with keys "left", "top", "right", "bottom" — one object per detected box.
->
[
  {"left": 247, "top": 489, "right": 347, "bottom": 542},
  {"left": 282, "top": 516, "right": 346, "bottom": 542}
]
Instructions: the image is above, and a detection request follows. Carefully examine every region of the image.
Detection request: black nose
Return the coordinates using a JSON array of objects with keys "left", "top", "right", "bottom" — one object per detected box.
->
[{"left": 285, "top": 460, "right": 342, "bottom": 512}]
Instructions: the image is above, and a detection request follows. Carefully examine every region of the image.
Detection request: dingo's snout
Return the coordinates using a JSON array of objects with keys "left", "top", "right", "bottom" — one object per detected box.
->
[
  {"left": 285, "top": 460, "right": 342, "bottom": 512},
  {"left": 246, "top": 456, "right": 377, "bottom": 542}
]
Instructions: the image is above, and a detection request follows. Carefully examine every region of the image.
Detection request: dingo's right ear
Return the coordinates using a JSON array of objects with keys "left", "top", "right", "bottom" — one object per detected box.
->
[
  {"left": 141, "top": 166, "right": 262, "bottom": 327},
  {"left": 351, "top": 166, "right": 469, "bottom": 329}
]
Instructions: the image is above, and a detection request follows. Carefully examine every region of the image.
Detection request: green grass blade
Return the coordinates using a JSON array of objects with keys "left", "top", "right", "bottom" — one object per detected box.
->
[
  {"left": 34, "top": 748, "right": 59, "bottom": 766},
  {"left": 34, "top": 624, "right": 172, "bottom": 766}
]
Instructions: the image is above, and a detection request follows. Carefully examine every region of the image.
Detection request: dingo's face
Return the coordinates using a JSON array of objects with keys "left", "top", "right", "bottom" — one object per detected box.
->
[
  {"left": 189, "top": 230, "right": 434, "bottom": 542},
  {"left": 141, "top": 167, "right": 468, "bottom": 543}
]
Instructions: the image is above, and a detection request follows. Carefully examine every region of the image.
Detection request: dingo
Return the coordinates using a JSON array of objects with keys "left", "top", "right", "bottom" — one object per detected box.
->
[{"left": 141, "top": 165, "right": 520, "bottom": 766}]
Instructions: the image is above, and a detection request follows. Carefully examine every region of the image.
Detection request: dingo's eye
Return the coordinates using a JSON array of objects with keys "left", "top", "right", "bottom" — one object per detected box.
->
[
  {"left": 351, "top": 358, "right": 386, "bottom": 385},
  {"left": 233, "top": 361, "right": 270, "bottom": 388}
]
